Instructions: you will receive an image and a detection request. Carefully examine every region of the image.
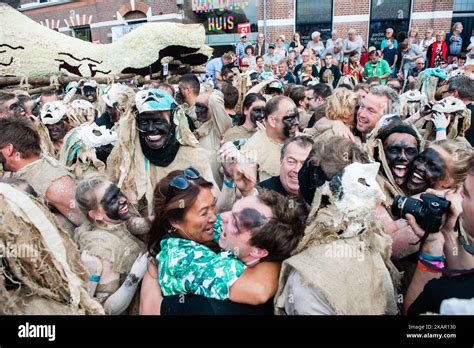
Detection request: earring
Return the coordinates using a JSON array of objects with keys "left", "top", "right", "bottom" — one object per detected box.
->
[{"left": 168, "top": 226, "right": 177, "bottom": 234}]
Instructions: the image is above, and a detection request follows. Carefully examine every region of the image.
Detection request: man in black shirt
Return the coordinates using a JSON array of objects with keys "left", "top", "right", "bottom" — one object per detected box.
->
[
  {"left": 319, "top": 53, "right": 341, "bottom": 89},
  {"left": 405, "top": 154, "right": 474, "bottom": 315},
  {"left": 259, "top": 136, "right": 313, "bottom": 197}
]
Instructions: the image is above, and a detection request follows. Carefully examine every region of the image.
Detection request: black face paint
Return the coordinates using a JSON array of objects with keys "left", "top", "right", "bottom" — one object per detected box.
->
[
  {"left": 406, "top": 148, "right": 447, "bottom": 194},
  {"left": 46, "top": 120, "right": 68, "bottom": 142},
  {"left": 384, "top": 136, "right": 418, "bottom": 186},
  {"left": 100, "top": 184, "right": 130, "bottom": 221},
  {"left": 137, "top": 112, "right": 172, "bottom": 149},
  {"left": 107, "top": 105, "right": 120, "bottom": 123},
  {"left": 249, "top": 107, "right": 265, "bottom": 126},
  {"left": 137, "top": 111, "right": 180, "bottom": 167},
  {"left": 282, "top": 112, "right": 299, "bottom": 138},
  {"left": 83, "top": 86, "right": 97, "bottom": 103},
  {"left": 236, "top": 208, "right": 268, "bottom": 233},
  {"left": 95, "top": 143, "right": 114, "bottom": 163},
  {"left": 175, "top": 90, "right": 185, "bottom": 105},
  {"left": 195, "top": 103, "right": 210, "bottom": 123}
]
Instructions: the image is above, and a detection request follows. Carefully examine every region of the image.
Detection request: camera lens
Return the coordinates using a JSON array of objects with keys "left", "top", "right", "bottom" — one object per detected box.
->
[
  {"left": 391, "top": 195, "right": 423, "bottom": 219},
  {"left": 391, "top": 196, "right": 406, "bottom": 217}
]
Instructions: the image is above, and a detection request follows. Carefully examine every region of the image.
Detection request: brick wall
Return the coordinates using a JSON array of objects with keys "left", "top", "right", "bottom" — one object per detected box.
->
[
  {"left": 334, "top": 0, "right": 370, "bottom": 16},
  {"left": 411, "top": 0, "right": 453, "bottom": 35},
  {"left": 412, "top": 0, "right": 453, "bottom": 12},
  {"left": 257, "top": 0, "right": 294, "bottom": 43},
  {"left": 263, "top": 26, "right": 295, "bottom": 45}
]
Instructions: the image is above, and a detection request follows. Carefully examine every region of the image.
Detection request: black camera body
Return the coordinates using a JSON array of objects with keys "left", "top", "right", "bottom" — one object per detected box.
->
[{"left": 391, "top": 194, "right": 451, "bottom": 234}]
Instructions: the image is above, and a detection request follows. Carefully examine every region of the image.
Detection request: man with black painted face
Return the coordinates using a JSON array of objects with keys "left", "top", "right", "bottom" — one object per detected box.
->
[
  {"left": 39, "top": 101, "right": 71, "bottom": 153},
  {"left": 106, "top": 88, "right": 218, "bottom": 216},
  {"left": 82, "top": 80, "right": 98, "bottom": 104},
  {"left": 241, "top": 96, "right": 299, "bottom": 182},
  {"left": 0, "top": 93, "right": 25, "bottom": 118},
  {"left": 75, "top": 177, "right": 147, "bottom": 314}
]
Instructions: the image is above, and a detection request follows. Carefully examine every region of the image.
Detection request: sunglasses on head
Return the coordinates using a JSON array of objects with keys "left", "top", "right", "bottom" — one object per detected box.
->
[{"left": 165, "top": 167, "right": 201, "bottom": 203}]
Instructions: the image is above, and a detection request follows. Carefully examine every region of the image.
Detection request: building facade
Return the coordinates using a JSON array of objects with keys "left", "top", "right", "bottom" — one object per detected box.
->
[{"left": 11, "top": 0, "right": 474, "bottom": 54}]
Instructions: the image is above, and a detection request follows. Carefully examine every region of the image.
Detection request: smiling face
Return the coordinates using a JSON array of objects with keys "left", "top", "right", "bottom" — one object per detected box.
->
[
  {"left": 280, "top": 142, "right": 312, "bottom": 196},
  {"left": 137, "top": 111, "right": 172, "bottom": 149},
  {"left": 82, "top": 86, "right": 97, "bottom": 103},
  {"left": 356, "top": 93, "right": 388, "bottom": 136},
  {"left": 95, "top": 182, "right": 130, "bottom": 223},
  {"left": 406, "top": 145, "right": 452, "bottom": 194},
  {"left": 172, "top": 188, "right": 217, "bottom": 245},
  {"left": 219, "top": 196, "right": 272, "bottom": 262},
  {"left": 383, "top": 133, "right": 419, "bottom": 186}
]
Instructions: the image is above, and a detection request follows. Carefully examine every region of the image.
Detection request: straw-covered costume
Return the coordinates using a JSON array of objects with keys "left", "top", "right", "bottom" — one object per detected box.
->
[{"left": 275, "top": 163, "right": 401, "bottom": 315}]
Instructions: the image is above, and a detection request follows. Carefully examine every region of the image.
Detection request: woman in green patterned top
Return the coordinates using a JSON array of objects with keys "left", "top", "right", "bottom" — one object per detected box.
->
[
  {"left": 145, "top": 168, "right": 275, "bottom": 302},
  {"left": 141, "top": 167, "right": 307, "bottom": 314}
]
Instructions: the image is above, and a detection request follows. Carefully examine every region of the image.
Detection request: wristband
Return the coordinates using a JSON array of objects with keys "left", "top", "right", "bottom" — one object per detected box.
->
[
  {"left": 89, "top": 274, "right": 101, "bottom": 282},
  {"left": 419, "top": 252, "right": 445, "bottom": 262},
  {"left": 417, "top": 260, "right": 442, "bottom": 273},
  {"left": 436, "top": 127, "right": 447, "bottom": 132},
  {"left": 223, "top": 178, "right": 236, "bottom": 188}
]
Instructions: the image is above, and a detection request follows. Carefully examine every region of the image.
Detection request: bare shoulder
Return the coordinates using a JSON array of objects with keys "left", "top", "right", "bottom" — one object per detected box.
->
[{"left": 45, "top": 175, "right": 75, "bottom": 203}]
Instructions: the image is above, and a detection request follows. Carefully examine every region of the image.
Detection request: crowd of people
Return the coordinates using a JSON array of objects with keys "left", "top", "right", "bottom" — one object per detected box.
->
[{"left": 1, "top": 23, "right": 474, "bottom": 316}]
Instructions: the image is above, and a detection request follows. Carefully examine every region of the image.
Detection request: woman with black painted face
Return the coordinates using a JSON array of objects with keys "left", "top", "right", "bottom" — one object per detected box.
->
[
  {"left": 75, "top": 177, "right": 146, "bottom": 314},
  {"left": 377, "top": 140, "right": 472, "bottom": 262},
  {"left": 222, "top": 93, "right": 266, "bottom": 146},
  {"left": 406, "top": 140, "right": 472, "bottom": 195},
  {"left": 376, "top": 123, "right": 421, "bottom": 191}
]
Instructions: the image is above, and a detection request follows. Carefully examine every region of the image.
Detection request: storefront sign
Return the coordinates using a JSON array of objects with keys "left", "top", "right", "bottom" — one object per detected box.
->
[
  {"left": 187, "top": 0, "right": 257, "bottom": 35},
  {"left": 237, "top": 22, "right": 250, "bottom": 34}
]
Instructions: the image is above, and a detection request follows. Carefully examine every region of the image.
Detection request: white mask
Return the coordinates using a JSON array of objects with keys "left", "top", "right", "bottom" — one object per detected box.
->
[
  {"left": 432, "top": 96, "right": 466, "bottom": 114},
  {"left": 40, "top": 101, "right": 68, "bottom": 125},
  {"left": 77, "top": 124, "right": 118, "bottom": 148}
]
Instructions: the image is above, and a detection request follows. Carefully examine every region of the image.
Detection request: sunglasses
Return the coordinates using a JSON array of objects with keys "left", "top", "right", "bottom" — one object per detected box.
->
[{"left": 165, "top": 167, "right": 201, "bottom": 203}]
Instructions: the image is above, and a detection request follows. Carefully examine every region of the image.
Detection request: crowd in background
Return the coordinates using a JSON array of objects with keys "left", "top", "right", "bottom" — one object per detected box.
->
[{"left": 1, "top": 20, "right": 474, "bottom": 317}]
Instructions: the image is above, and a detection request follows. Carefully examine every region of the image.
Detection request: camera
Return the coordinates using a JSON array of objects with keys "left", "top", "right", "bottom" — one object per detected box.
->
[{"left": 391, "top": 194, "right": 451, "bottom": 234}]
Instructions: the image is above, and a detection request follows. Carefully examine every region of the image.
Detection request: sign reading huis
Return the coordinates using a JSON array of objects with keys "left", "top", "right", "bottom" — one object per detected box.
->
[{"left": 187, "top": 0, "right": 258, "bottom": 35}]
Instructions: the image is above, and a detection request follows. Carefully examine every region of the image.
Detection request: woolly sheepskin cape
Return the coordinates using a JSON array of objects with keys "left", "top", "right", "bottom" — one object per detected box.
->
[
  {"left": 0, "top": 3, "right": 212, "bottom": 77},
  {"left": 0, "top": 183, "right": 104, "bottom": 314}
]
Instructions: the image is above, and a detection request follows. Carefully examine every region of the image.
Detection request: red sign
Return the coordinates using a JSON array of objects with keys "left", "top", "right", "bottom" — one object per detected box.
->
[{"left": 237, "top": 22, "right": 250, "bottom": 35}]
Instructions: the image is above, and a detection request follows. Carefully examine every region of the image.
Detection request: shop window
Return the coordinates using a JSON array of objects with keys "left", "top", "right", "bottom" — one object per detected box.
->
[
  {"left": 369, "top": 0, "right": 411, "bottom": 48},
  {"left": 296, "top": 0, "right": 333, "bottom": 44}
]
